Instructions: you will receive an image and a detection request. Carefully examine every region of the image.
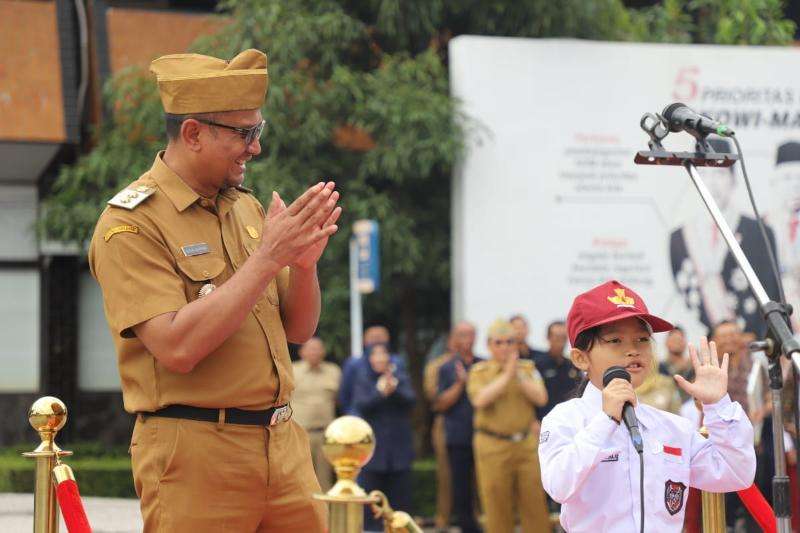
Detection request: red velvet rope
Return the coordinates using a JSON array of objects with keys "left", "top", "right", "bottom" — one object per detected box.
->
[
  {"left": 737, "top": 483, "right": 776, "bottom": 533},
  {"left": 55, "top": 479, "right": 92, "bottom": 533}
]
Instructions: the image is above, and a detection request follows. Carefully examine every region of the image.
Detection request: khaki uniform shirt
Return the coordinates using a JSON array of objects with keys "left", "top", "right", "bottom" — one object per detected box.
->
[
  {"left": 423, "top": 353, "right": 452, "bottom": 403},
  {"left": 89, "top": 152, "right": 293, "bottom": 413},
  {"left": 291, "top": 360, "right": 341, "bottom": 430},
  {"left": 467, "top": 359, "right": 542, "bottom": 435}
]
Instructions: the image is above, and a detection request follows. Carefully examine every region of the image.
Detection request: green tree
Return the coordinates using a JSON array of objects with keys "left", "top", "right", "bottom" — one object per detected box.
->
[{"left": 41, "top": 0, "right": 796, "bottom": 443}]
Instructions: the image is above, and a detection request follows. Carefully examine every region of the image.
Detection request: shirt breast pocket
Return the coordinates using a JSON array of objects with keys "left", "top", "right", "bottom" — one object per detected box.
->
[{"left": 176, "top": 254, "right": 227, "bottom": 300}]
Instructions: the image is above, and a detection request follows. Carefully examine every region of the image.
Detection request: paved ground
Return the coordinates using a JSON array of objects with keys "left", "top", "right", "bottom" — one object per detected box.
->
[
  {"left": 0, "top": 493, "right": 142, "bottom": 533},
  {"left": 0, "top": 493, "right": 459, "bottom": 532}
]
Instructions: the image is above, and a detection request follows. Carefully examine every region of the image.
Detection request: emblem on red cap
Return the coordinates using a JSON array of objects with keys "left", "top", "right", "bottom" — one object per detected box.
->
[{"left": 607, "top": 288, "right": 635, "bottom": 308}]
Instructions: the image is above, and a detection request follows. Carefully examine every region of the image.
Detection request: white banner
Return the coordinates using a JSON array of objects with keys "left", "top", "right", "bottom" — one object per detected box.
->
[{"left": 450, "top": 36, "right": 800, "bottom": 349}]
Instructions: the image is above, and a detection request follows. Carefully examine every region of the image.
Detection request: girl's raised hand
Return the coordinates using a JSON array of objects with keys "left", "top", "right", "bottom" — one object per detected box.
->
[{"left": 674, "top": 336, "right": 729, "bottom": 405}]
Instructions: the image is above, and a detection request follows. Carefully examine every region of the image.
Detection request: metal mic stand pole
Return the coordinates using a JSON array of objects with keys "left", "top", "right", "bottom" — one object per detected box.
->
[{"left": 684, "top": 159, "right": 800, "bottom": 533}]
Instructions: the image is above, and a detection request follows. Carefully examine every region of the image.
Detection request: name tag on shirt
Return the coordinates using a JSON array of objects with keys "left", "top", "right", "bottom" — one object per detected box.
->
[
  {"left": 600, "top": 451, "right": 620, "bottom": 463},
  {"left": 182, "top": 243, "right": 210, "bottom": 257}
]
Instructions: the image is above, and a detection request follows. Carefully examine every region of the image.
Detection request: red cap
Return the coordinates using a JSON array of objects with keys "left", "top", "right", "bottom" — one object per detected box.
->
[{"left": 567, "top": 280, "right": 674, "bottom": 346}]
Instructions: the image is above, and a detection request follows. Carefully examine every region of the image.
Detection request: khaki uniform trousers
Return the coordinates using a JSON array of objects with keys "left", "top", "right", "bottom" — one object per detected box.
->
[
  {"left": 431, "top": 415, "right": 452, "bottom": 528},
  {"left": 130, "top": 415, "right": 327, "bottom": 533},
  {"left": 474, "top": 432, "right": 549, "bottom": 533},
  {"left": 306, "top": 428, "right": 334, "bottom": 492}
]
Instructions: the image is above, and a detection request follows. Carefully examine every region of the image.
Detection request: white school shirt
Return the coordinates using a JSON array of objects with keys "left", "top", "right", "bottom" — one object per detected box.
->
[{"left": 538, "top": 382, "right": 755, "bottom": 532}]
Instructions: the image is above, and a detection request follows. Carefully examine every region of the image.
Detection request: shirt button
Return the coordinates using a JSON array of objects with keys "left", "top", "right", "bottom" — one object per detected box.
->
[
  {"left": 202, "top": 270, "right": 210, "bottom": 278},
  {"left": 254, "top": 304, "right": 260, "bottom": 313}
]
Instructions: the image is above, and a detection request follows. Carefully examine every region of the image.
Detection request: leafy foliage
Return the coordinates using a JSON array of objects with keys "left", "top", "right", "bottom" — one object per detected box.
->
[
  {"left": 41, "top": 0, "right": 797, "bottom": 364},
  {"left": 690, "top": 0, "right": 796, "bottom": 44}
]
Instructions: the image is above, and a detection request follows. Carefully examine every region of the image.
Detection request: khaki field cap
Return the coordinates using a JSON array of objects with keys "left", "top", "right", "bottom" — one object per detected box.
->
[{"left": 149, "top": 49, "right": 268, "bottom": 114}]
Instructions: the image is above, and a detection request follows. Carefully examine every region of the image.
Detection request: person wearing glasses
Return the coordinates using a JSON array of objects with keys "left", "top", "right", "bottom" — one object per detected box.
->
[
  {"left": 88, "top": 49, "right": 340, "bottom": 532},
  {"left": 467, "top": 319, "right": 549, "bottom": 532}
]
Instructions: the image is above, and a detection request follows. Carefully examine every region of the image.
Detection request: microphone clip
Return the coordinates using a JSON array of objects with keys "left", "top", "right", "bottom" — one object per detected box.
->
[{"left": 640, "top": 112, "right": 669, "bottom": 151}]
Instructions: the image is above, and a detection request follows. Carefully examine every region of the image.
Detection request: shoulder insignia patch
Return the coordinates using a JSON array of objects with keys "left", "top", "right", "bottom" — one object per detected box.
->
[
  {"left": 108, "top": 186, "right": 155, "bottom": 210},
  {"left": 104, "top": 225, "right": 139, "bottom": 242}
]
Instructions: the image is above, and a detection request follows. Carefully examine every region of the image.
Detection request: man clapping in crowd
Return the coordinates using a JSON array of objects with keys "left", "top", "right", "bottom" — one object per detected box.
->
[{"left": 436, "top": 322, "right": 481, "bottom": 533}]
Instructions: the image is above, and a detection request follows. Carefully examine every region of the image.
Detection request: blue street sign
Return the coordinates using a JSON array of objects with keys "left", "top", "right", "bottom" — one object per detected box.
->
[{"left": 353, "top": 219, "right": 379, "bottom": 294}]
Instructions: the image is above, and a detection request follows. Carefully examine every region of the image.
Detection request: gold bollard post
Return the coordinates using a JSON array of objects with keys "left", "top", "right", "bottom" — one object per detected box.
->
[
  {"left": 698, "top": 426, "right": 726, "bottom": 533},
  {"left": 21, "top": 397, "right": 72, "bottom": 533},
  {"left": 314, "top": 416, "right": 379, "bottom": 533}
]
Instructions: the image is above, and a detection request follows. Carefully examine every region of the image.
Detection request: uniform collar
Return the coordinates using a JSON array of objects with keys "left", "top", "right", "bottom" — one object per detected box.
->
[
  {"left": 151, "top": 151, "right": 200, "bottom": 212},
  {"left": 217, "top": 187, "right": 240, "bottom": 216},
  {"left": 581, "top": 381, "right": 604, "bottom": 407},
  {"left": 151, "top": 151, "right": 242, "bottom": 214},
  {"left": 581, "top": 381, "right": 650, "bottom": 429}
]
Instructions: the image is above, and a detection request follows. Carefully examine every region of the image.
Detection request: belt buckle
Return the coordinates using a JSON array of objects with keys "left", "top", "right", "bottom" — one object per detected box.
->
[{"left": 269, "top": 405, "right": 292, "bottom": 427}]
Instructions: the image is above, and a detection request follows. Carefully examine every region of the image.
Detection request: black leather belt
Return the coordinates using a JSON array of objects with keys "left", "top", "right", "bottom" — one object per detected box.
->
[
  {"left": 476, "top": 428, "right": 529, "bottom": 442},
  {"left": 141, "top": 404, "right": 292, "bottom": 427}
]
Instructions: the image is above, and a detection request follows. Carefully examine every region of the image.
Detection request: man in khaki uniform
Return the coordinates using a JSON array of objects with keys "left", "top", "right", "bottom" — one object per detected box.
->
[
  {"left": 89, "top": 49, "right": 340, "bottom": 532},
  {"left": 292, "top": 337, "right": 341, "bottom": 491},
  {"left": 423, "top": 336, "right": 454, "bottom": 531},
  {"left": 467, "top": 320, "right": 550, "bottom": 533}
]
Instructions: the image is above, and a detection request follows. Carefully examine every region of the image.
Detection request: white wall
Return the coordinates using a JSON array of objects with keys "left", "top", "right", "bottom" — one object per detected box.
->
[
  {"left": 78, "top": 271, "right": 120, "bottom": 390},
  {"left": 0, "top": 185, "right": 38, "bottom": 260},
  {"left": 0, "top": 270, "right": 39, "bottom": 391}
]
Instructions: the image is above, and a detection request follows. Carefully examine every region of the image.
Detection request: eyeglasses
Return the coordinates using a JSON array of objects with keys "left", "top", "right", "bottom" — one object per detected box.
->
[
  {"left": 196, "top": 118, "right": 266, "bottom": 145},
  {"left": 491, "top": 339, "right": 515, "bottom": 346}
]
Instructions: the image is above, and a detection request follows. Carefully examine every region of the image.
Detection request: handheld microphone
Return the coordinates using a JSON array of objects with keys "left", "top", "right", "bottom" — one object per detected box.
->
[
  {"left": 602, "top": 366, "right": 644, "bottom": 454},
  {"left": 662, "top": 102, "right": 734, "bottom": 138}
]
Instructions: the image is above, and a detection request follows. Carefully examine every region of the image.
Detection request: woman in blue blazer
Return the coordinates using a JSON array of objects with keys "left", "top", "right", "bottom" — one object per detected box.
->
[{"left": 353, "top": 343, "right": 416, "bottom": 531}]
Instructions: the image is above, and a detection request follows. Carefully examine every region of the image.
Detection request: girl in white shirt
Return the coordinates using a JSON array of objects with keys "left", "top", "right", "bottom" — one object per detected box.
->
[{"left": 538, "top": 280, "right": 755, "bottom": 532}]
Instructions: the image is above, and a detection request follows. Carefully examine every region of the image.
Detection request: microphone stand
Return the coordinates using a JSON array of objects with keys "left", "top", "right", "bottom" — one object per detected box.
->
[{"left": 635, "top": 116, "right": 800, "bottom": 533}]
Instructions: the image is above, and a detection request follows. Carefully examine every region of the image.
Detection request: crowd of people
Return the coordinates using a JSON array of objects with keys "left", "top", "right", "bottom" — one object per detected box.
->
[{"left": 291, "top": 316, "right": 800, "bottom": 532}]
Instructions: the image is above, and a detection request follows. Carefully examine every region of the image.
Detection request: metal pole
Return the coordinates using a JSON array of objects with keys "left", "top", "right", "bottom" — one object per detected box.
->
[
  {"left": 701, "top": 490, "right": 726, "bottom": 533},
  {"left": 698, "top": 426, "right": 726, "bottom": 533},
  {"left": 685, "top": 162, "right": 769, "bottom": 305},
  {"left": 22, "top": 397, "right": 73, "bottom": 533},
  {"left": 314, "top": 416, "right": 378, "bottom": 533},
  {"left": 685, "top": 162, "right": 794, "bottom": 532},
  {"left": 31, "top": 454, "right": 59, "bottom": 533},
  {"left": 349, "top": 237, "right": 363, "bottom": 358}
]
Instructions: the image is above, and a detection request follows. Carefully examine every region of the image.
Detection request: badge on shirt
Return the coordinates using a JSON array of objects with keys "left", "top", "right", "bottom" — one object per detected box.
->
[
  {"left": 663, "top": 445, "right": 682, "bottom": 457},
  {"left": 181, "top": 243, "right": 210, "bottom": 257},
  {"left": 104, "top": 225, "right": 139, "bottom": 242},
  {"left": 107, "top": 186, "right": 155, "bottom": 210},
  {"left": 664, "top": 480, "right": 686, "bottom": 515},
  {"left": 539, "top": 431, "right": 550, "bottom": 444},
  {"left": 600, "top": 451, "right": 619, "bottom": 463},
  {"left": 198, "top": 283, "right": 216, "bottom": 298},
  {"left": 246, "top": 225, "right": 259, "bottom": 239}
]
